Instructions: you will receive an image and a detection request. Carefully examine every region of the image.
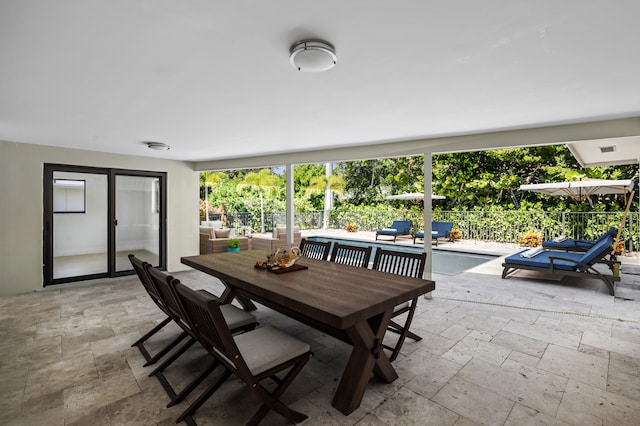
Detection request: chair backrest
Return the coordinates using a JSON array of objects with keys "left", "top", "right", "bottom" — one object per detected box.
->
[
  {"left": 299, "top": 238, "right": 331, "bottom": 261},
  {"left": 329, "top": 243, "right": 372, "bottom": 268},
  {"left": 172, "top": 279, "right": 250, "bottom": 375},
  {"left": 432, "top": 221, "right": 454, "bottom": 234},
  {"left": 390, "top": 220, "right": 412, "bottom": 234},
  {"left": 578, "top": 234, "right": 615, "bottom": 267},
  {"left": 129, "top": 254, "right": 167, "bottom": 312},
  {"left": 596, "top": 227, "right": 618, "bottom": 243},
  {"left": 372, "top": 249, "right": 427, "bottom": 279},
  {"left": 145, "top": 265, "right": 187, "bottom": 325}
]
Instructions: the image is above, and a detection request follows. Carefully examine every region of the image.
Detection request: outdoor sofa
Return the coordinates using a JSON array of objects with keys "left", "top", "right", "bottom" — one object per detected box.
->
[
  {"left": 375, "top": 220, "right": 413, "bottom": 242},
  {"left": 413, "top": 221, "right": 454, "bottom": 246},
  {"left": 501, "top": 233, "right": 619, "bottom": 296}
]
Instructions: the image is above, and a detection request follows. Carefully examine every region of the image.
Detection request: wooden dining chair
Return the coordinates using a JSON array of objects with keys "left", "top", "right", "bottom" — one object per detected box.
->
[
  {"left": 329, "top": 242, "right": 372, "bottom": 268},
  {"left": 145, "top": 265, "right": 257, "bottom": 413},
  {"left": 371, "top": 249, "right": 426, "bottom": 361},
  {"left": 172, "top": 279, "right": 313, "bottom": 426},
  {"left": 299, "top": 238, "right": 331, "bottom": 261},
  {"left": 128, "top": 254, "right": 189, "bottom": 366}
]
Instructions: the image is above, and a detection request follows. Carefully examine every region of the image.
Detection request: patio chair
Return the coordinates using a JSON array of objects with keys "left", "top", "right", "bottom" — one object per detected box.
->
[
  {"left": 501, "top": 233, "right": 619, "bottom": 296},
  {"left": 375, "top": 220, "right": 413, "bottom": 242},
  {"left": 371, "top": 249, "right": 426, "bottom": 361},
  {"left": 413, "top": 221, "right": 453, "bottom": 246},
  {"left": 541, "top": 227, "right": 617, "bottom": 252},
  {"left": 299, "top": 238, "right": 331, "bottom": 261},
  {"left": 145, "top": 265, "right": 257, "bottom": 412},
  {"left": 129, "top": 254, "right": 189, "bottom": 366},
  {"left": 329, "top": 243, "right": 372, "bottom": 268},
  {"left": 172, "top": 279, "right": 312, "bottom": 425}
]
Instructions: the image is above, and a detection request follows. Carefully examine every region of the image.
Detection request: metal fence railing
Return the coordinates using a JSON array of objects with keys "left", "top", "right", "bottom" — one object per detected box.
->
[{"left": 202, "top": 210, "right": 639, "bottom": 252}]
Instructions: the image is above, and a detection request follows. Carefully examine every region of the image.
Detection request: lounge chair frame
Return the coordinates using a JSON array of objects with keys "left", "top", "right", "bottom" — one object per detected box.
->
[
  {"left": 501, "top": 236, "right": 620, "bottom": 296},
  {"left": 375, "top": 220, "right": 413, "bottom": 242}
]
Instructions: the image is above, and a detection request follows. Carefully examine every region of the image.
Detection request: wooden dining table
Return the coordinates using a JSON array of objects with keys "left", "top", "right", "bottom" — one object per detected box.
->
[{"left": 181, "top": 250, "right": 435, "bottom": 415}]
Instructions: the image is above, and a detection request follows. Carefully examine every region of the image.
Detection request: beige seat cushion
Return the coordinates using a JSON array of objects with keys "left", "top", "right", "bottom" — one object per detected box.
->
[
  {"left": 214, "top": 228, "right": 231, "bottom": 238},
  {"left": 220, "top": 303, "right": 257, "bottom": 329},
  {"left": 199, "top": 226, "right": 215, "bottom": 239},
  {"left": 272, "top": 226, "right": 300, "bottom": 239},
  {"left": 227, "top": 326, "right": 310, "bottom": 375},
  {"left": 393, "top": 301, "right": 410, "bottom": 312}
]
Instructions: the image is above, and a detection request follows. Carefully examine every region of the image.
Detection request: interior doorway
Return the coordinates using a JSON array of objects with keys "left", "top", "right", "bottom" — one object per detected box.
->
[{"left": 43, "top": 164, "right": 166, "bottom": 286}]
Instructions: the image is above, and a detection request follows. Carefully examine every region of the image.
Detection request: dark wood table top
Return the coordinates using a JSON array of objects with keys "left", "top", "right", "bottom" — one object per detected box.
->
[{"left": 181, "top": 250, "right": 435, "bottom": 330}]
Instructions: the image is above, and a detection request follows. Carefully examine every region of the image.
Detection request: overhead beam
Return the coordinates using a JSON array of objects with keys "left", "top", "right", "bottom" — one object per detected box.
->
[{"left": 194, "top": 117, "right": 640, "bottom": 171}]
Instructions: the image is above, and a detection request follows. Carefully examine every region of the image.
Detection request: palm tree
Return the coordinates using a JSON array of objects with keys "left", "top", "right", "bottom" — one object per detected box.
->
[
  {"left": 201, "top": 171, "right": 228, "bottom": 222},
  {"left": 306, "top": 165, "right": 344, "bottom": 229},
  {"left": 237, "top": 169, "right": 279, "bottom": 233}
]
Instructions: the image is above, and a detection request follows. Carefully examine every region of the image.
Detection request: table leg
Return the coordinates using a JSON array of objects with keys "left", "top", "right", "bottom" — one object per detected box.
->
[
  {"left": 332, "top": 309, "right": 395, "bottom": 415},
  {"left": 219, "top": 285, "right": 257, "bottom": 311}
]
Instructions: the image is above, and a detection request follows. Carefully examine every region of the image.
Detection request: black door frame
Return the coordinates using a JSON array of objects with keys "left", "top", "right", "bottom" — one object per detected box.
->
[{"left": 43, "top": 164, "right": 167, "bottom": 286}]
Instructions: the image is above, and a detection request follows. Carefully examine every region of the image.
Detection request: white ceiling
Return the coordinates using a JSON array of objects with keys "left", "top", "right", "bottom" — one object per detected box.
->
[{"left": 1, "top": 1, "right": 639, "bottom": 164}]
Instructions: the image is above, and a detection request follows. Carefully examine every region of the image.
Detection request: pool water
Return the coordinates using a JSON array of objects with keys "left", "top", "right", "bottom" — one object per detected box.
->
[{"left": 307, "top": 236, "right": 496, "bottom": 276}]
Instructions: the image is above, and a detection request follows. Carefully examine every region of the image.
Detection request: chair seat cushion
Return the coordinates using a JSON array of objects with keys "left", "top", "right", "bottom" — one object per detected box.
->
[
  {"left": 393, "top": 301, "right": 410, "bottom": 312},
  {"left": 377, "top": 228, "right": 401, "bottom": 235},
  {"left": 232, "top": 326, "right": 310, "bottom": 375},
  {"left": 504, "top": 249, "right": 583, "bottom": 271},
  {"left": 542, "top": 239, "right": 594, "bottom": 251},
  {"left": 220, "top": 303, "right": 257, "bottom": 329}
]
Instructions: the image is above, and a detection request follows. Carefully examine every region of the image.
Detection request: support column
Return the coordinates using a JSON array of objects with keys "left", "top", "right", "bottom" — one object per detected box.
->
[
  {"left": 285, "top": 164, "right": 295, "bottom": 244},
  {"left": 423, "top": 152, "right": 433, "bottom": 298}
]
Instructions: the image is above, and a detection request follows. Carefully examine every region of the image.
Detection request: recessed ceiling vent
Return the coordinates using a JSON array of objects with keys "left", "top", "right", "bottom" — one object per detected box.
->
[{"left": 599, "top": 145, "right": 616, "bottom": 153}]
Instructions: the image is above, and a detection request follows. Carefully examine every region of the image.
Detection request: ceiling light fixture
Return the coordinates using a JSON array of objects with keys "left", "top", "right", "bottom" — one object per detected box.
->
[
  {"left": 145, "top": 141, "right": 170, "bottom": 151},
  {"left": 599, "top": 145, "right": 616, "bottom": 153},
  {"left": 289, "top": 39, "right": 337, "bottom": 72}
]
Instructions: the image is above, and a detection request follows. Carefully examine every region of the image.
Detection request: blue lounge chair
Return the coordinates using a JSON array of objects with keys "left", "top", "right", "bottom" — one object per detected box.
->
[
  {"left": 375, "top": 220, "right": 413, "bottom": 242},
  {"left": 501, "top": 233, "right": 619, "bottom": 296},
  {"left": 542, "top": 227, "right": 617, "bottom": 252},
  {"left": 413, "top": 221, "right": 453, "bottom": 246}
]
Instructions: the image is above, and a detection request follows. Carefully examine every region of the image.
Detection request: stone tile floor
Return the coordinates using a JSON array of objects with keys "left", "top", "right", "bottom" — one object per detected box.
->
[{"left": 2, "top": 257, "right": 640, "bottom": 425}]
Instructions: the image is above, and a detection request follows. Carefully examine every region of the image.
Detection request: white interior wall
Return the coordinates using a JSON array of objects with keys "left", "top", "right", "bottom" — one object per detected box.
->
[{"left": 0, "top": 140, "right": 199, "bottom": 296}]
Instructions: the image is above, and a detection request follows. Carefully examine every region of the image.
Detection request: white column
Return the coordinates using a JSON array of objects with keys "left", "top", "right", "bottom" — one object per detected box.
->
[
  {"left": 285, "top": 164, "right": 295, "bottom": 244},
  {"left": 423, "top": 152, "right": 433, "bottom": 298}
]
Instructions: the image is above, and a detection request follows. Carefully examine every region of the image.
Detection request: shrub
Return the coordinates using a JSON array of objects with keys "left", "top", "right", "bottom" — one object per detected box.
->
[
  {"left": 518, "top": 230, "right": 542, "bottom": 247},
  {"left": 449, "top": 228, "right": 462, "bottom": 241},
  {"left": 344, "top": 222, "right": 358, "bottom": 232},
  {"left": 228, "top": 238, "right": 240, "bottom": 248}
]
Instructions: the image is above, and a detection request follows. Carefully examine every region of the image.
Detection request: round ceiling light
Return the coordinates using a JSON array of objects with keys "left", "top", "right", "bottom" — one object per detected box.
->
[
  {"left": 145, "top": 141, "right": 170, "bottom": 151},
  {"left": 289, "top": 39, "right": 337, "bottom": 72}
]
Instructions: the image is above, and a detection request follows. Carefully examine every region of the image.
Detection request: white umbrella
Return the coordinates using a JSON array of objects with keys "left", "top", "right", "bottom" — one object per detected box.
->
[
  {"left": 386, "top": 192, "right": 446, "bottom": 201},
  {"left": 519, "top": 179, "right": 634, "bottom": 202}
]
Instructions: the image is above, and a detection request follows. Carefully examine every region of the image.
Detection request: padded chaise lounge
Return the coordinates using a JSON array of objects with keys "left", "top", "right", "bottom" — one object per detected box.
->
[
  {"left": 501, "top": 233, "right": 619, "bottom": 296},
  {"left": 413, "top": 221, "right": 453, "bottom": 246},
  {"left": 376, "top": 220, "right": 413, "bottom": 242},
  {"left": 541, "top": 227, "right": 617, "bottom": 252}
]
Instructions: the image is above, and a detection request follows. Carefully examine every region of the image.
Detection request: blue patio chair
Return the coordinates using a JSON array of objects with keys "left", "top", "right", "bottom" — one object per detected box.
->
[
  {"left": 375, "top": 220, "right": 413, "bottom": 242},
  {"left": 541, "top": 227, "right": 617, "bottom": 252},
  {"left": 413, "top": 221, "right": 453, "bottom": 246},
  {"left": 501, "top": 233, "right": 619, "bottom": 296}
]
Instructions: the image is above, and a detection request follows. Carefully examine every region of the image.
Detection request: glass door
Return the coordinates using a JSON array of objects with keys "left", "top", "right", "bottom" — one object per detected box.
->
[
  {"left": 46, "top": 168, "right": 109, "bottom": 282},
  {"left": 114, "top": 174, "right": 163, "bottom": 272},
  {"left": 44, "top": 165, "right": 166, "bottom": 286}
]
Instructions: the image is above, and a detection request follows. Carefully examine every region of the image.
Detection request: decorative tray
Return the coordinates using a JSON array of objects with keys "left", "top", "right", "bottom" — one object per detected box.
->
[{"left": 254, "top": 263, "right": 309, "bottom": 274}]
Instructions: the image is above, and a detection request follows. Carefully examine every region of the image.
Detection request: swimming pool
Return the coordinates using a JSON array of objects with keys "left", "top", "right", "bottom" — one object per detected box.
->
[{"left": 307, "top": 236, "right": 496, "bottom": 276}]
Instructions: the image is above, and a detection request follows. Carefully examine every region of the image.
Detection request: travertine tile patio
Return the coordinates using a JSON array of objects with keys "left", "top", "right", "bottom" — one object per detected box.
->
[{"left": 1, "top": 242, "right": 640, "bottom": 425}]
